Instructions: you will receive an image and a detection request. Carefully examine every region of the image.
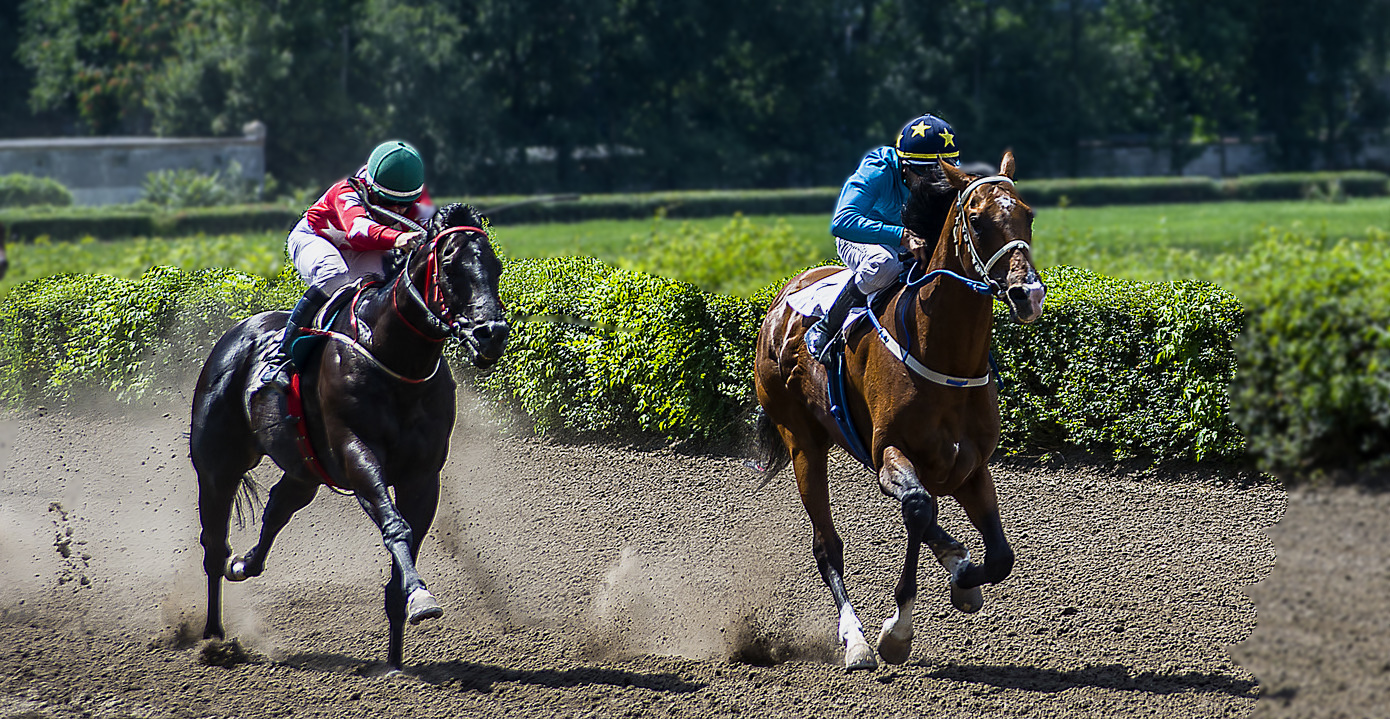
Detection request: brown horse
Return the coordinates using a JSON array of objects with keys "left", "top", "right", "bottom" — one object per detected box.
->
[
  {"left": 753, "top": 152, "right": 1045, "bottom": 670},
  {"left": 190, "top": 203, "right": 508, "bottom": 671}
]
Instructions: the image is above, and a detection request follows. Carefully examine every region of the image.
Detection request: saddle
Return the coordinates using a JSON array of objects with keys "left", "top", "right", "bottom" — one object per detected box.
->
[{"left": 289, "top": 278, "right": 380, "bottom": 370}]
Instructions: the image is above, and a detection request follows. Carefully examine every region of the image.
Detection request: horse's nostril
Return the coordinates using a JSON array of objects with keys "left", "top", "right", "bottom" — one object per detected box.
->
[
  {"left": 1007, "top": 286, "right": 1028, "bottom": 306},
  {"left": 473, "top": 324, "right": 491, "bottom": 341}
]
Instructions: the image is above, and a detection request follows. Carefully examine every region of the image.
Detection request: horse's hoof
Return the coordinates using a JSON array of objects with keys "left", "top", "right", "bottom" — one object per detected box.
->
[
  {"left": 877, "top": 621, "right": 913, "bottom": 665},
  {"left": 950, "top": 583, "right": 984, "bottom": 614},
  {"left": 844, "top": 640, "right": 878, "bottom": 671},
  {"left": 406, "top": 588, "right": 443, "bottom": 625},
  {"left": 224, "top": 556, "right": 249, "bottom": 582}
]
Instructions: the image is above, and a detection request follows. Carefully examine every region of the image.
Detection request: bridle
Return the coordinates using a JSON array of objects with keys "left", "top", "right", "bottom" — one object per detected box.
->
[
  {"left": 390, "top": 225, "right": 487, "bottom": 342},
  {"left": 921, "top": 174, "right": 1032, "bottom": 300}
]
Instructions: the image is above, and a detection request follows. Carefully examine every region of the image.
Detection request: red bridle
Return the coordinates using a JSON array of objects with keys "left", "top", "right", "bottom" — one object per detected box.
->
[{"left": 389, "top": 225, "right": 488, "bottom": 342}]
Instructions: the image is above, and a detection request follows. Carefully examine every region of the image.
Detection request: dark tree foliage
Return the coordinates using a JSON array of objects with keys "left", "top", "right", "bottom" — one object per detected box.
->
[{"left": 4, "top": 0, "right": 1389, "bottom": 192}]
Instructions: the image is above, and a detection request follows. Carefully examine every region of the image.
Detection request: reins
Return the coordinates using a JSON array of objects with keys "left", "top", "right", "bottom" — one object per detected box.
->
[
  {"left": 303, "top": 224, "right": 488, "bottom": 384},
  {"left": 865, "top": 175, "right": 1028, "bottom": 389}
]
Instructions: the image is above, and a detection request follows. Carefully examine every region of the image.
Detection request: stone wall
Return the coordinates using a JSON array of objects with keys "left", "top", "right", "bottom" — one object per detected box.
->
[{"left": 0, "top": 124, "right": 265, "bottom": 206}]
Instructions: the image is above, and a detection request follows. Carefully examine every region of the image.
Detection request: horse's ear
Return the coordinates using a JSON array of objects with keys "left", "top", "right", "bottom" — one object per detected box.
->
[
  {"left": 939, "top": 159, "right": 971, "bottom": 191},
  {"left": 999, "top": 151, "right": 1016, "bottom": 180}
]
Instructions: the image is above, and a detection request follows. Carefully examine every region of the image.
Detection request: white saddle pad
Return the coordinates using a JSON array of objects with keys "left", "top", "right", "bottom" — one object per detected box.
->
[{"left": 784, "top": 268, "right": 876, "bottom": 336}]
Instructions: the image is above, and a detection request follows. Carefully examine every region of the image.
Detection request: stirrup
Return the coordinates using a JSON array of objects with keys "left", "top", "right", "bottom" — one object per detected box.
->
[
  {"left": 805, "top": 323, "right": 841, "bottom": 365},
  {"left": 260, "top": 354, "right": 294, "bottom": 391}
]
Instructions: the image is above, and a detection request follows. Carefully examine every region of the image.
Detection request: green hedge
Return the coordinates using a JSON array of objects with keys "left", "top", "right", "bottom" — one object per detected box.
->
[
  {"left": 0, "top": 173, "right": 74, "bottom": 209},
  {"left": 0, "top": 265, "right": 301, "bottom": 403},
  {"left": 994, "top": 268, "right": 1244, "bottom": 463},
  {"left": 1221, "top": 171, "right": 1389, "bottom": 201},
  {"left": 0, "top": 204, "right": 302, "bottom": 242},
  {"left": 1228, "top": 236, "right": 1390, "bottom": 481},
  {"left": 0, "top": 261, "right": 1244, "bottom": 465},
  {"left": 1018, "top": 176, "right": 1223, "bottom": 206}
]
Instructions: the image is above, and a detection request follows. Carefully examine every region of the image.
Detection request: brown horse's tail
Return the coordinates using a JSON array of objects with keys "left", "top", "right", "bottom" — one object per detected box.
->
[{"left": 753, "top": 406, "right": 791, "bottom": 489}]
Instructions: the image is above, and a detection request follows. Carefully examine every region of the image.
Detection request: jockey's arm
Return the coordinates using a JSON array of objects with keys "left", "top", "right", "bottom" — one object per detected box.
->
[
  {"left": 830, "top": 154, "right": 906, "bottom": 247},
  {"left": 337, "top": 190, "right": 405, "bottom": 252}
]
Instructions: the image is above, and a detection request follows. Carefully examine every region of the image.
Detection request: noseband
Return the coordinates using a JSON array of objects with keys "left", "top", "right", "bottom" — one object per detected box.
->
[{"left": 392, "top": 225, "right": 486, "bottom": 342}]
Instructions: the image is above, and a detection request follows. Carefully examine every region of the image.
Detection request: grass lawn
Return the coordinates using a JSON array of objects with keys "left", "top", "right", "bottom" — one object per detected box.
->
[{"left": 4, "top": 197, "right": 1387, "bottom": 297}]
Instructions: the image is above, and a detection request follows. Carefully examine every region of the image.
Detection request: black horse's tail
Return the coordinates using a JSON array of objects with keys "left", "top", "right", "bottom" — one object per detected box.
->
[
  {"left": 753, "top": 406, "right": 791, "bottom": 490},
  {"left": 231, "top": 472, "right": 265, "bottom": 530}
]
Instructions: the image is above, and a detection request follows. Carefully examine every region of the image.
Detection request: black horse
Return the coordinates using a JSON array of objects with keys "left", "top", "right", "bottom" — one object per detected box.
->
[{"left": 190, "top": 203, "right": 508, "bottom": 670}]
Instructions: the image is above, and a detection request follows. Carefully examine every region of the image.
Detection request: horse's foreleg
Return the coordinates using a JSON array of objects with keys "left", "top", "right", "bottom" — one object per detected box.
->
[
  {"left": 382, "top": 474, "right": 441, "bottom": 670},
  {"left": 225, "top": 474, "right": 318, "bottom": 581},
  {"left": 952, "top": 465, "right": 1015, "bottom": 592},
  {"left": 791, "top": 439, "right": 876, "bottom": 671},
  {"left": 344, "top": 444, "right": 439, "bottom": 669},
  {"left": 874, "top": 446, "right": 938, "bottom": 665}
]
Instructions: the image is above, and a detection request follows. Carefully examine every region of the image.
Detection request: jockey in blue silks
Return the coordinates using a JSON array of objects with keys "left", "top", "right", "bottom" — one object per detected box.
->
[{"left": 803, "top": 113, "right": 961, "bottom": 364}]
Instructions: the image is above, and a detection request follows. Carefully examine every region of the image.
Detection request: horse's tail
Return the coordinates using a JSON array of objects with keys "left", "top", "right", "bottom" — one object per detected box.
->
[
  {"left": 753, "top": 406, "right": 791, "bottom": 490},
  {"left": 231, "top": 472, "right": 265, "bottom": 530}
]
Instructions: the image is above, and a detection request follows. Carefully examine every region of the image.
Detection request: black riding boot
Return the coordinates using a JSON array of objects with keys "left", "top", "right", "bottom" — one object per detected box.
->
[
  {"left": 804, "top": 281, "right": 866, "bottom": 364},
  {"left": 261, "top": 286, "right": 329, "bottom": 391}
]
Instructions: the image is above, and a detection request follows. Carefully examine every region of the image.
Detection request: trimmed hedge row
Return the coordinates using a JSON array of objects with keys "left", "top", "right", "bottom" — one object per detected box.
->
[
  {"left": 2, "top": 170, "right": 1384, "bottom": 241},
  {"left": 1228, "top": 236, "right": 1390, "bottom": 481},
  {"left": 0, "top": 204, "right": 303, "bottom": 243},
  {"left": 0, "top": 260, "right": 1244, "bottom": 467}
]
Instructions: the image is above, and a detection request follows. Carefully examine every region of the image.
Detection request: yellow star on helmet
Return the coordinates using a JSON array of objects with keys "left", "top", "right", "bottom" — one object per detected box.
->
[
  {"left": 939, "top": 129, "right": 955, "bottom": 147},
  {"left": 910, "top": 121, "right": 930, "bottom": 138}
]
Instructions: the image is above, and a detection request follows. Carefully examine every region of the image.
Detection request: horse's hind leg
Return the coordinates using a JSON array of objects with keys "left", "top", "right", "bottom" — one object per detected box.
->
[
  {"left": 951, "top": 465, "right": 1015, "bottom": 593},
  {"left": 925, "top": 525, "right": 985, "bottom": 613},
  {"left": 196, "top": 465, "right": 241, "bottom": 640},
  {"left": 788, "top": 433, "right": 876, "bottom": 670},
  {"left": 225, "top": 473, "right": 318, "bottom": 581},
  {"left": 874, "top": 446, "right": 939, "bottom": 665}
]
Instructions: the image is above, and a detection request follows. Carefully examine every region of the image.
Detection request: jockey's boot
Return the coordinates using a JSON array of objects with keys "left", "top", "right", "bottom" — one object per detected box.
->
[
  {"left": 260, "top": 287, "right": 329, "bottom": 392},
  {"left": 804, "top": 281, "right": 866, "bottom": 365}
]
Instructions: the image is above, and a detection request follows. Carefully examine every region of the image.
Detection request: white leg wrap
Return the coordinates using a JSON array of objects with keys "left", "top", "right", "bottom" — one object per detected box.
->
[{"left": 839, "top": 603, "right": 878, "bottom": 670}]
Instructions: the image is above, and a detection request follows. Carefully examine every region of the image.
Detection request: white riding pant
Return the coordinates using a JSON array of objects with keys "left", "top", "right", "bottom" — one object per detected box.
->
[
  {"left": 837, "top": 237, "right": 905, "bottom": 294},
  {"left": 286, "top": 218, "right": 387, "bottom": 294}
]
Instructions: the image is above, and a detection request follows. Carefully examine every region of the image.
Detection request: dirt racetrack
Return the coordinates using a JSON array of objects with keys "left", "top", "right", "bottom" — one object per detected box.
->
[{"left": 0, "top": 392, "right": 1382, "bottom": 718}]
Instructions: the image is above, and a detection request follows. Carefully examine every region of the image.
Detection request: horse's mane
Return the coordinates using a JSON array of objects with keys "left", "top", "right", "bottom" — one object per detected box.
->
[
  {"left": 376, "top": 202, "right": 489, "bottom": 286},
  {"left": 429, "top": 202, "right": 487, "bottom": 236},
  {"left": 901, "top": 163, "right": 958, "bottom": 243}
]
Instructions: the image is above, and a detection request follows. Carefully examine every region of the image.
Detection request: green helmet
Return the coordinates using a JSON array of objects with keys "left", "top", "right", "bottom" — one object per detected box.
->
[{"left": 365, "top": 141, "right": 425, "bottom": 203}]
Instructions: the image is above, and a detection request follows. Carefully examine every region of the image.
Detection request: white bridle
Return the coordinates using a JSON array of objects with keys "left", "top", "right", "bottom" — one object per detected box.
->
[{"left": 950, "top": 175, "right": 1032, "bottom": 296}]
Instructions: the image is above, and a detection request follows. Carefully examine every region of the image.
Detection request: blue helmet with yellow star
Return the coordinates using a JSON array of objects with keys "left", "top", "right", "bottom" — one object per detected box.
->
[{"left": 896, "top": 114, "right": 960, "bottom": 167}]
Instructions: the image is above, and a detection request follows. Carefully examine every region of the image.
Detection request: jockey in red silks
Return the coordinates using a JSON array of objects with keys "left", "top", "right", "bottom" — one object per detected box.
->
[
  {"left": 803, "top": 113, "right": 961, "bottom": 364},
  {"left": 261, "top": 140, "right": 438, "bottom": 391}
]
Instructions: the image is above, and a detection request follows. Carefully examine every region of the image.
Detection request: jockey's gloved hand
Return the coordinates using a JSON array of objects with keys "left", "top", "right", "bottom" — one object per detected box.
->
[{"left": 395, "top": 231, "right": 423, "bottom": 249}]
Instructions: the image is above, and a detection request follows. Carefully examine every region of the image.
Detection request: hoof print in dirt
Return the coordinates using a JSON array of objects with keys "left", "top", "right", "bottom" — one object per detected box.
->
[{"left": 200, "top": 638, "right": 253, "bottom": 668}]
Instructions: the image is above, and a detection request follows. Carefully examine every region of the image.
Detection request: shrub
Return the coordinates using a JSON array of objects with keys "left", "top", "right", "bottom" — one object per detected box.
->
[
  {"left": 0, "top": 265, "right": 300, "bottom": 402},
  {"left": 994, "top": 267, "right": 1245, "bottom": 464},
  {"left": 1017, "top": 177, "right": 1221, "bottom": 207},
  {"left": 0, "top": 173, "right": 74, "bottom": 209},
  {"left": 464, "top": 256, "right": 749, "bottom": 442},
  {"left": 1228, "top": 235, "right": 1390, "bottom": 481},
  {"left": 1221, "top": 171, "right": 1388, "bottom": 201},
  {"left": 143, "top": 161, "right": 260, "bottom": 208}
]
